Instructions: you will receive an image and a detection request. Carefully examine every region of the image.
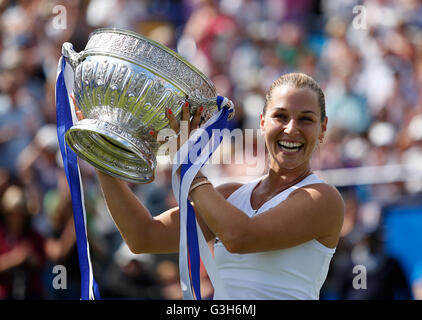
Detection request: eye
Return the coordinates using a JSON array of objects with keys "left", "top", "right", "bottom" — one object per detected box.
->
[
  {"left": 300, "top": 116, "right": 314, "bottom": 122},
  {"left": 273, "top": 114, "right": 287, "bottom": 120}
]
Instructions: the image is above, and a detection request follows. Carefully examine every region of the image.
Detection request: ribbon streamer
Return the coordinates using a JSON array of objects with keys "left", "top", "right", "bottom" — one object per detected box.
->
[
  {"left": 55, "top": 57, "right": 101, "bottom": 300},
  {"left": 172, "top": 96, "right": 233, "bottom": 300}
]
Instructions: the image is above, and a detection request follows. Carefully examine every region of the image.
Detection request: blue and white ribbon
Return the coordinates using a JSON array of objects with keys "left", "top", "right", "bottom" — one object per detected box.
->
[
  {"left": 172, "top": 96, "right": 233, "bottom": 300},
  {"left": 55, "top": 57, "right": 101, "bottom": 300}
]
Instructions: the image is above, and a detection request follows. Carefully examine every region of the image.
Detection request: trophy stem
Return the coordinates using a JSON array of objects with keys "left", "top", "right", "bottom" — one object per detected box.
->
[{"left": 65, "top": 119, "right": 156, "bottom": 183}]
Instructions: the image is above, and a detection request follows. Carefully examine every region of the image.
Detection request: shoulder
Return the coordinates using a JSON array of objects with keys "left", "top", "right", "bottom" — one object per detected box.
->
[
  {"left": 290, "top": 182, "right": 345, "bottom": 226},
  {"left": 285, "top": 182, "right": 344, "bottom": 247},
  {"left": 215, "top": 182, "right": 244, "bottom": 200},
  {"left": 291, "top": 181, "right": 344, "bottom": 206}
]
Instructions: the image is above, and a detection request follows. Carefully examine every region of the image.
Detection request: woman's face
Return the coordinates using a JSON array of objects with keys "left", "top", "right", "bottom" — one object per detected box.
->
[{"left": 260, "top": 85, "right": 327, "bottom": 173}]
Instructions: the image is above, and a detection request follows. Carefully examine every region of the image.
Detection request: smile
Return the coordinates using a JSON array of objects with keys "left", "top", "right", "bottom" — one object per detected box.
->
[{"left": 277, "top": 141, "right": 304, "bottom": 153}]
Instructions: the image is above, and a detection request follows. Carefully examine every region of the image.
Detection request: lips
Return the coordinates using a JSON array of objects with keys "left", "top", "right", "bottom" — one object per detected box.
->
[{"left": 277, "top": 140, "right": 304, "bottom": 153}]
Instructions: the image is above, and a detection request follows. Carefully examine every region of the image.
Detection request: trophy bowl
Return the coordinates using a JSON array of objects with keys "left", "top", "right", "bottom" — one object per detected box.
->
[{"left": 62, "top": 28, "right": 231, "bottom": 183}]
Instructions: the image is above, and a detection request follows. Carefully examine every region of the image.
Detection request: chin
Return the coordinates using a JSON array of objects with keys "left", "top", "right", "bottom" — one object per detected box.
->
[{"left": 272, "top": 159, "right": 304, "bottom": 172}]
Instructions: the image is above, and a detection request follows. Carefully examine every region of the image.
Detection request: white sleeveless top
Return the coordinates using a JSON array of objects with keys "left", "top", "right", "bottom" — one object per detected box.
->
[{"left": 213, "top": 173, "right": 336, "bottom": 300}]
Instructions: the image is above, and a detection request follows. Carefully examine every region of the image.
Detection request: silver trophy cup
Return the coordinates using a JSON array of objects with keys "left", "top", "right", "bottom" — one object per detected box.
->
[{"left": 62, "top": 28, "right": 232, "bottom": 183}]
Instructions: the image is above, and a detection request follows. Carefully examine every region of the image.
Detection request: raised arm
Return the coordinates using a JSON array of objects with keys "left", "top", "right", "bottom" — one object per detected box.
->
[
  {"left": 73, "top": 97, "right": 243, "bottom": 254},
  {"left": 190, "top": 181, "right": 344, "bottom": 254},
  {"left": 96, "top": 170, "right": 180, "bottom": 254},
  {"left": 97, "top": 170, "right": 242, "bottom": 254}
]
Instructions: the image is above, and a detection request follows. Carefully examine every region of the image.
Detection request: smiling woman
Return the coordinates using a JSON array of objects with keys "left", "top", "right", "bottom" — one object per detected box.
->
[
  {"left": 187, "top": 73, "right": 344, "bottom": 299},
  {"left": 93, "top": 72, "right": 345, "bottom": 300},
  {"left": 260, "top": 75, "right": 327, "bottom": 173}
]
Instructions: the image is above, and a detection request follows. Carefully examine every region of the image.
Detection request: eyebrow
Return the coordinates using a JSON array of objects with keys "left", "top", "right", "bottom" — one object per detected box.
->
[
  {"left": 271, "top": 107, "right": 318, "bottom": 116},
  {"left": 302, "top": 110, "right": 318, "bottom": 116}
]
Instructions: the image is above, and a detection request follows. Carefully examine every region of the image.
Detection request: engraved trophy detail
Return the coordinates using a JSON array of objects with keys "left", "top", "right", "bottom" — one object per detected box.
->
[{"left": 62, "top": 28, "right": 231, "bottom": 183}]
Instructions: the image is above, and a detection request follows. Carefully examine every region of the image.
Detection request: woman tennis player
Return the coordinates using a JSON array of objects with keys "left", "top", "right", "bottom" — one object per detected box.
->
[{"left": 78, "top": 72, "right": 344, "bottom": 300}]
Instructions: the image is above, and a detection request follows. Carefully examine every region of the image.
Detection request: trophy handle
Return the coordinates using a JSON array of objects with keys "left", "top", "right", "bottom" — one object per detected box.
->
[{"left": 62, "top": 42, "right": 84, "bottom": 70}]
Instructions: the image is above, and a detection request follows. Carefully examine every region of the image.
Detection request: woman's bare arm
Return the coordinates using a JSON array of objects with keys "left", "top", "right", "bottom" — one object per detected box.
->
[
  {"left": 74, "top": 97, "right": 245, "bottom": 254},
  {"left": 190, "top": 182, "right": 344, "bottom": 254},
  {"left": 97, "top": 170, "right": 242, "bottom": 254}
]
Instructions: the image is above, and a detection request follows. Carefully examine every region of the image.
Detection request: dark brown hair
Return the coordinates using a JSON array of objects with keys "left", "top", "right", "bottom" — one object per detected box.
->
[{"left": 263, "top": 73, "right": 326, "bottom": 121}]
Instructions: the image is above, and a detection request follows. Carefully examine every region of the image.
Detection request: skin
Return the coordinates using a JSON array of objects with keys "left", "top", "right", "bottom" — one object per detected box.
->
[
  {"left": 187, "top": 86, "right": 344, "bottom": 253},
  {"left": 75, "top": 85, "right": 344, "bottom": 254}
]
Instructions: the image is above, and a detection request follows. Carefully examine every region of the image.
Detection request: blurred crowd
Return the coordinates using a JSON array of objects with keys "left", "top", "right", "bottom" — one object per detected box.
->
[{"left": 1, "top": 0, "right": 422, "bottom": 300}]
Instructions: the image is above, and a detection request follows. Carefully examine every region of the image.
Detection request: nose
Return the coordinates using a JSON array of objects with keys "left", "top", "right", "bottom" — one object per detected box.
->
[{"left": 284, "top": 119, "right": 298, "bottom": 135}]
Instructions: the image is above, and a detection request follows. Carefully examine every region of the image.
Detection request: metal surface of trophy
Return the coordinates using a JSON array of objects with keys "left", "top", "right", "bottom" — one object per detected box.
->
[{"left": 62, "top": 28, "right": 231, "bottom": 183}]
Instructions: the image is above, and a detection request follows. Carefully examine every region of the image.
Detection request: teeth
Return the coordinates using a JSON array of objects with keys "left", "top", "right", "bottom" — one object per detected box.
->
[{"left": 278, "top": 141, "right": 303, "bottom": 148}]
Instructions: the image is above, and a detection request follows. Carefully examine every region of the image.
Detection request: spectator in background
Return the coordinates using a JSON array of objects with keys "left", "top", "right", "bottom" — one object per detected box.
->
[
  {"left": 99, "top": 242, "right": 163, "bottom": 299},
  {"left": 155, "top": 259, "right": 183, "bottom": 300},
  {"left": 0, "top": 185, "right": 46, "bottom": 299},
  {"left": 133, "top": 163, "right": 177, "bottom": 217},
  {"left": 17, "top": 124, "right": 61, "bottom": 235},
  {"left": 41, "top": 170, "right": 80, "bottom": 300},
  {"left": 323, "top": 227, "right": 411, "bottom": 300},
  {"left": 0, "top": 48, "right": 41, "bottom": 177}
]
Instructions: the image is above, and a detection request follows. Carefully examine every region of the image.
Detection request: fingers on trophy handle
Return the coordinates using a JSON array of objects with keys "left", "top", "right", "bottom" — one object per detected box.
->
[
  {"left": 149, "top": 129, "right": 158, "bottom": 140},
  {"left": 166, "top": 107, "right": 179, "bottom": 133},
  {"left": 70, "top": 94, "right": 84, "bottom": 121},
  {"left": 191, "top": 105, "right": 203, "bottom": 130},
  {"left": 181, "top": 101, "right": 190, "bottom": 122}
]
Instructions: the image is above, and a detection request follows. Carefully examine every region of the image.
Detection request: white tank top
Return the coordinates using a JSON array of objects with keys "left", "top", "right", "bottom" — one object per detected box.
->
[{"left": 213, "top": 173, "right": 336, "bottom": 300}]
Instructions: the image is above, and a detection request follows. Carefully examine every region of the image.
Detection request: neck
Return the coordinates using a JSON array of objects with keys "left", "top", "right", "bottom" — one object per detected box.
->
[{"left": 264, "top": 162, "right": 312, "bottom": 191}]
